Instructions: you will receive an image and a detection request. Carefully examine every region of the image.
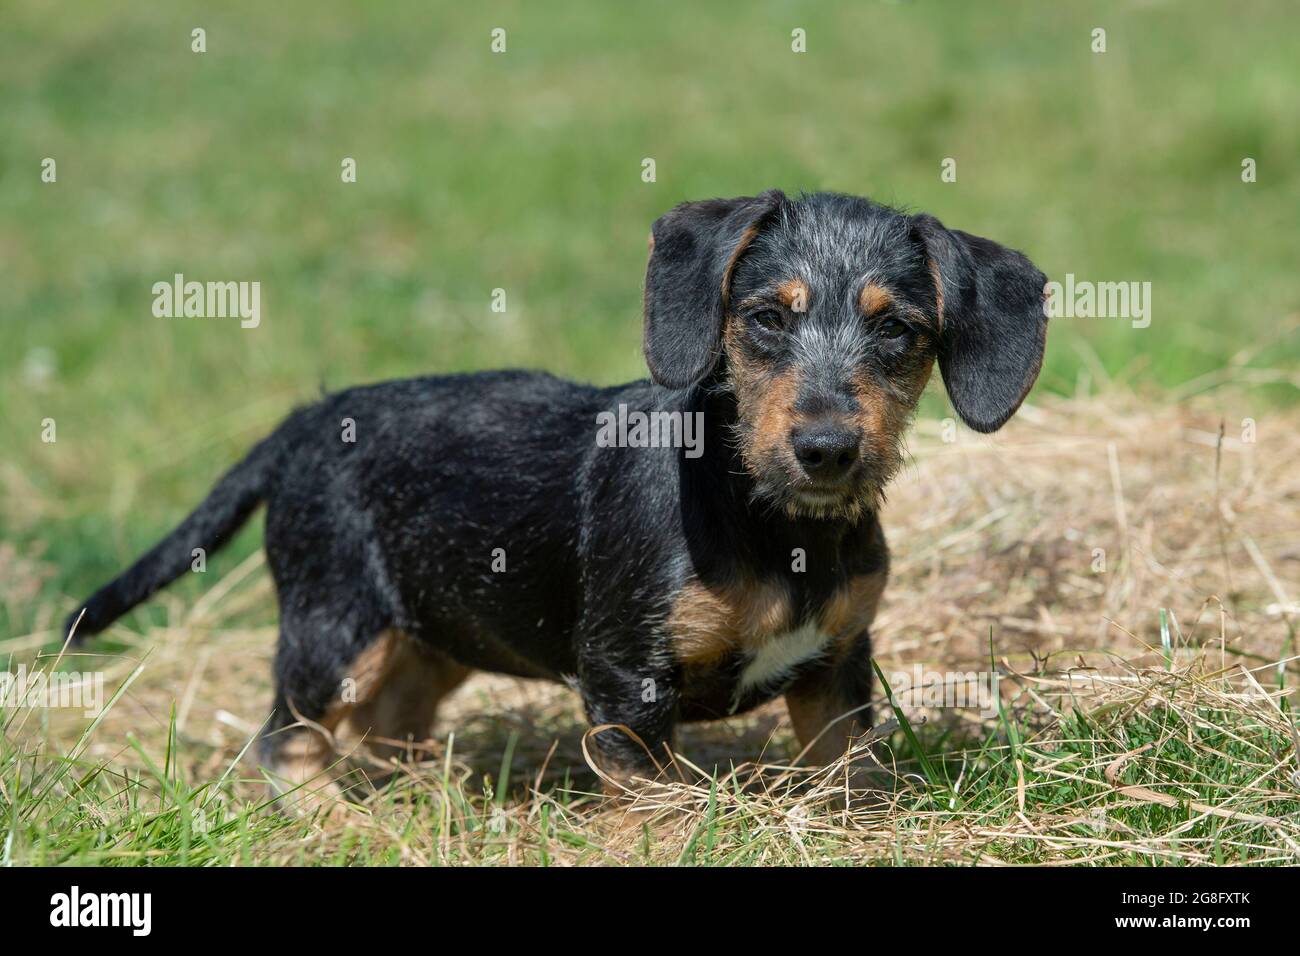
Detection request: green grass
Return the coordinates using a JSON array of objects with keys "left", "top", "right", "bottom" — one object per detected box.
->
[{"left": 5, "top": 640, "right": 1297, "bottom": 865}]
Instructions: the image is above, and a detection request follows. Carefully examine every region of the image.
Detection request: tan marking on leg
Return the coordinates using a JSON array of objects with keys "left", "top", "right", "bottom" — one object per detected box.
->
[
  {"left": 669, "top": 578, "right": 792, "bottom": 666},
  {"left": 859, "top": 282, "right": 894, "bottom": 317},
  {"left": 264, "top": 630, "right": 472, "bottom": 808},
  {"left": 341, "top": 633, "right": 471, "bottom": 762},
  {"left": 346, "top": 630, "right": 400, "bottom": 702},
  {"left": 267, "top": 720, "right": 342, "bottom": 788},
  {"left": 786, "top": 680, "right": 867, "bottom": 766},
  {"left": 265, "top": 630, "right": 389, "bottom": 792},
  {"left": 263, "top": 703, "right": 350, "bottom": 815},
  {"left": 593, "top": 745, "right": 674, "bottom": 798}
]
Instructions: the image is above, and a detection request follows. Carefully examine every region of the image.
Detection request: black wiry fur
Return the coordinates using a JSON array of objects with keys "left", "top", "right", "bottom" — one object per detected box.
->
[{"left": 67, "top": 191, "right": 1048, "bottom": 782}]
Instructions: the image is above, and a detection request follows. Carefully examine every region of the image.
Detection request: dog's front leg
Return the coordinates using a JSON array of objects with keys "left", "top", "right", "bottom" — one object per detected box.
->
[
  {"left": 578, "top": 654, "right": 680, "bottom": 793},
  {"left": 784, "top": 632, "right": 875, "bottom": 767}
]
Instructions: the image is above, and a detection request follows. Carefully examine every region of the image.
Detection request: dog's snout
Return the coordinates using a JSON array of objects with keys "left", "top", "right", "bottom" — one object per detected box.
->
[{"left": 791, "top": 423, "right": 861, "bottom": 481}]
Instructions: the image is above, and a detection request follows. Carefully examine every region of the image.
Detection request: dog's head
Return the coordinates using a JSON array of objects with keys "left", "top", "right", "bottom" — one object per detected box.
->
[{"left": 643, "top": 190, "right": 1048, "bottom": 520}]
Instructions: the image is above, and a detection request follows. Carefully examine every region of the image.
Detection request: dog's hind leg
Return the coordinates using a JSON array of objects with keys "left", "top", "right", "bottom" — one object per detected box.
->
[
  {"left": 340, "top": 630, "right": 472, "bottom": 772},
  {"left": 256, "top": 605, "right": 390, "bottom": 812},
  {"left": 258, "top": 617, "right": 472, "bottom": 810}
]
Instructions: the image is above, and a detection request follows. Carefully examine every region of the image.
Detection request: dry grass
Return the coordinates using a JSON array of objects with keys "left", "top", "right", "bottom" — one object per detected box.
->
[{"left": 3, "top": 386, "right": 1298, "bottom": 865}]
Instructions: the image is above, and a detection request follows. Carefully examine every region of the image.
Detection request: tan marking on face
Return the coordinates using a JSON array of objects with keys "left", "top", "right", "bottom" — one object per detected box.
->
[
  {"left": 720, "top": 222, "right": 764, "bottom": 310},
  {"left": 776, "top": 277, "right": 810, "bottom": 312},
  {"left": 751, "top": 368, "right": 799, "bottom": 466},
  {"left": 859, "top": 282, "right": 894, "bottom": 317},
  {"left": 670, "top": 578, "right": 793, "bottom": 666},
  {"left": 914, "top": 357, "right": 935, "bottom": 394},
  {"left": 724, "top": 318, "right": 802, "bottom": 476},
  {"left": 818, "top": 571, "right": 887, "bottom": 651},
  {"left": 850, "top": 374, "right": 905, "bottom": 466}
]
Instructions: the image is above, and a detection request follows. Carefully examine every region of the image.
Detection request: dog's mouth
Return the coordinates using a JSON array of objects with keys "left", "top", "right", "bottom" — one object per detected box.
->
[
  {"left": 794, "top": 487, "right": 849, "bottom": 507},
  {"left": 785, "top": 480, "right": 880, "bottom": 521},
  {"left": 747, "top": 465, "right": 886, "bottom": 523}
]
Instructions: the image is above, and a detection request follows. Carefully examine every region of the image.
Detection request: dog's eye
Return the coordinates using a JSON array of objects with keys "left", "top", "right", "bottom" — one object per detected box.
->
[
  {"left": 750, "top": 309, "right": 785, "bottom": 332},
  {"left": 877, "top": 318, "right": 909, "bottom": 339}
]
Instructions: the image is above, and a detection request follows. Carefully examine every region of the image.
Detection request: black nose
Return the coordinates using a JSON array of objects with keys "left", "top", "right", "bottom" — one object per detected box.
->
[{"left": 791, "top": 423, "right": 862, "bottom": 480}]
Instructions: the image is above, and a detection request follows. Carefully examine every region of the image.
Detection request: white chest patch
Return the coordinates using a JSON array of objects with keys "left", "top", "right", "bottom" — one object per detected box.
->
[{"left": 732, "top": 622, "right": 834, "bottom": 710}]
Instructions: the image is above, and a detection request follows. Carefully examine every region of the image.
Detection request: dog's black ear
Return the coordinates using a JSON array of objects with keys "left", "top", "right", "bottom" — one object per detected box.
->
[
  {"left": 911, "top": 214, "right": 1049, "bottom": 433},
  {"left": 643, "top": 190, "right": 785, "bottom": 389}
]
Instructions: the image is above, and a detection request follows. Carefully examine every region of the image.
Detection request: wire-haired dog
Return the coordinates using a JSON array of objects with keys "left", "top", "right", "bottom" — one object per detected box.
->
[{"left": 68, "top": 190, "right": 1048, "bottom": 797}]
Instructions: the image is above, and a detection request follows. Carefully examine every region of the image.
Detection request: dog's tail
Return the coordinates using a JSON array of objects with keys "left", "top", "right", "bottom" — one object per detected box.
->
[{"left": 64, "top": 424, "right": 287, "bottom": 644}]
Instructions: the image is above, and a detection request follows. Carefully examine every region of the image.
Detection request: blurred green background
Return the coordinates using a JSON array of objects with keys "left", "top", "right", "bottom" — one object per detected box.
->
[{"left": 1, "top": 0, "right": 1296, "bottom": 639}]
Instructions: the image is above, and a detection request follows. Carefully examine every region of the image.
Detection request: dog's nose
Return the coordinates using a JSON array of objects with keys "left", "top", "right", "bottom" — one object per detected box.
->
[{"left": 791, "top": 424, "right": 861, "bottom": 480}]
